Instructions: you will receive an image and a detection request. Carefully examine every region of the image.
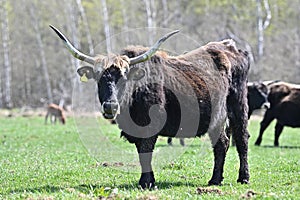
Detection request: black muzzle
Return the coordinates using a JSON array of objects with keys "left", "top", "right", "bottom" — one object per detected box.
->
[{"left": 102, "top": 101, "right": 120, "bottom": 119}]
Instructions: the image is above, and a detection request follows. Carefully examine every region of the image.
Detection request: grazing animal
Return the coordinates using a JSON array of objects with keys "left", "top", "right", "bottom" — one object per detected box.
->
[
  {"left": 45, "top": 103, "right": 66, "bottom": 124},
  {"left": 50, "top": 25, "right": 250, "bottom": 188},
  {"left": 255, "top": 81, "right": 300, "bottom": 146}
]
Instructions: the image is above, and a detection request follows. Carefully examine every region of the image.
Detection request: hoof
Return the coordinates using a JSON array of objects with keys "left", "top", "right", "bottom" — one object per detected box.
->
[
  {"left": 237, "top": 178, "right": 249, "bottom": 184},
  {"left": 254, "top": 141, "right": 261, "bottom": 146},
  {"left": 139, "top": 182, "right": 156, "bottom": 190},
  {"left": 139, "top": 172, "right": 155, "bottom": 189},
  {"left": 208, "top": 179, "right": 222, "bottom": 186}
]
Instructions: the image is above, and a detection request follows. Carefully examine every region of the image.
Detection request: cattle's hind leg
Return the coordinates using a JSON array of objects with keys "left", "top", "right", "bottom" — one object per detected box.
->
[
  {"left": 274, "top": 122, "right": 284, "bottom": 147},
  {"left": 232, "top": 125, "right": 250, "bottom": 184},
  {"left": 179, "top": 138, "right": 185, "bottom": 146},
  {"left": 227, "top": 82, "right": 250, "bottom": 184},
  {"left": 208, "top": 128, "right": 229, "bottom": 185}
]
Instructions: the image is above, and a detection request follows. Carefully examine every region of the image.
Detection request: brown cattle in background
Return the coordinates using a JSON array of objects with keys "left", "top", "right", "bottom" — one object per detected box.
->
[
  {"left": 45, "top": 103, "right": 66, "bottom": 125},
  {"left": 255, "top": 81, "right": 300, "bottom": 146}
]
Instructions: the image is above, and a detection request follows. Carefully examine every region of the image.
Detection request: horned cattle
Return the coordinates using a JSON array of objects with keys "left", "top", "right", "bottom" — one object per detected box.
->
[{"left": 50, "top": 25, "right": 250, "bottom": 188}]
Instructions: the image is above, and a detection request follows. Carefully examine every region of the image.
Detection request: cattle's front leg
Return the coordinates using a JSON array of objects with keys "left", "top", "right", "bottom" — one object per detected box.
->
[
  {"left": 45, "top": 112, "right": 49, "bottom": 124},
  {"left": 255, "top": 109, "right": 275, "bottom": 146},
  {"left": 135, "top": 136, "right": 158, "bottom": 189},
  {"left": 208, "top": 131, "right": 229, "bottom": 185}
]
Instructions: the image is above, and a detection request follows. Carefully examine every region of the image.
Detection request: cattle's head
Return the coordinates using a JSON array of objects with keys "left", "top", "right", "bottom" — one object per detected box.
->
[
  {"left": 50, "top": 25, "right": 178, "bottom": 119},
  {"left": 247, "top": 82, "right": 269, "bottom": 111},
  {"left": 60, "top": 116, "right": 66, "bottom": 124}
]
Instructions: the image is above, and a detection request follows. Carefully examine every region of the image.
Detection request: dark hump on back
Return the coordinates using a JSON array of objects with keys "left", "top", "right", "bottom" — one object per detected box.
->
[
  {"left": 121, "top": 46, "right": 149, "bottom": 58},
  {"left": 121, "top": 45, "right": 168, "bottom": 64}
]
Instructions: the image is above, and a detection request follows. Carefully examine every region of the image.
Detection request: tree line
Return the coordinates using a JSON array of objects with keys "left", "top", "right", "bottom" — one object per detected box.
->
[{"left": 0, "top": 0, "right": 299, "bottom": 108}]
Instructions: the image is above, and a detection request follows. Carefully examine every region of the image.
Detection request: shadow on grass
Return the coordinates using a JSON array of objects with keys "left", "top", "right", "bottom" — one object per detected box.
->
[
  {"left": 155, "top": 144, "right": 203, "bottom": 148},
  {"left": 5, "top": 180, "right": 205, "bottom": 195},
  {"left": 260, "top": 145, "right": 300, "bottom": 149}
]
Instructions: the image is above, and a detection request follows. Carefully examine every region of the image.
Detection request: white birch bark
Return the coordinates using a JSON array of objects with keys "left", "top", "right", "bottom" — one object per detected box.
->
[
  {"left": 76, "top": 0, "right": 94, "bottom": 55},
  {"left": 120, "top": 0, "right": 129, "bottom": 44},
  {"left": 143, "top": 0, "right": 157, "bottom": 44},
  {"left": 101, "top": 0, "right": 111, "bottom": 52},
  {"left": 256, "top": 0, "right": 271, "bottom": 60},
  {"left": 29, "top": 3, "right": 53, "bottom": 103},
  {"left": 0, "top": 0, "right": 12, "bottom": 108}
]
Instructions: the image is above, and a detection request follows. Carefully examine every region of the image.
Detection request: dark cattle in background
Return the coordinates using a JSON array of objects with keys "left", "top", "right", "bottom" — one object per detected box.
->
[
  {"left": 171, "top": 81, "right": 269, "bottom": 147},
  {"left": 45, "top": 103, "right": 66, "bottom": 124},
  {"left": 167, "top": 137, "right": 185, "bottom": 146},
  {"left": 247, "top": 82, "right": 269, "bottom": 118},
  {"left": 255, "top": 81, "right": 300, "bottom": 146},
  {"left": 51, "top": 25, "right": 250, "bottom": 188},
  {"left": 247, "top": 80, "right": 280, "bottom": 118}
]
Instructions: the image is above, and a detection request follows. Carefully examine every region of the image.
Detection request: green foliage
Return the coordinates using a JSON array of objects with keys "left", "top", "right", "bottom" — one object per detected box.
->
[{"left": 0, "top": 116, "right": 299, "bottom": 199}]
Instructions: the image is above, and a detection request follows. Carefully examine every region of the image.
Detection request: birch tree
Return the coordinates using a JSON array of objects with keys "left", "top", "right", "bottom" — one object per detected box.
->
[
  {"left": 0, "top": 0, "right": 12, "bottom": 108},
  {"left": 101, "top": 0, "right": 111, "bottom": 52},
  {"left": 76, "top": 0, "right": 94, "bottom": 55},
  {"left": 256, "top": 0, "right": 271, "bottom": 60},
  {"left": 120, "top": 0, "right": 129, "bottom": 44},
  {"left": 161, "top": 0, "right": 168, "bottom": 28},
  {"left": 63, "top": 0, "right": 82, "bottom": 97},
  {"left": 29, "top": 2, "right": 53, "bottom": 103},
  {"left": 143, "top": 0, "right": 156, "bottom": 44}
]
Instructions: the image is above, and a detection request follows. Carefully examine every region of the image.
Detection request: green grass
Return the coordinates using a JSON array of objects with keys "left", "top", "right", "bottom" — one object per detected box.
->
[{"left": 0, "top": 116, "right": 299, "bottom": 199}]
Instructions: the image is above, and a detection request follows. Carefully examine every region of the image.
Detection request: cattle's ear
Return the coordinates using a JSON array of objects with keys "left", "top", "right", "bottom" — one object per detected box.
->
[
  {"left": 127, "top": 67, "right": 146, "bottom": 81},
  {"left": 77, "top": 66, "right": 95, "bottom": 82}
]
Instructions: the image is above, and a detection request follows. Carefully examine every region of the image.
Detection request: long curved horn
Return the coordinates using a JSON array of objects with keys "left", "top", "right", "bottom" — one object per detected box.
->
[
  {"left": 129, "top": 30, "right": 179, "bottom": 65},
  {"left": 50, "top": 25, "right": 97, "bottom": 65}
]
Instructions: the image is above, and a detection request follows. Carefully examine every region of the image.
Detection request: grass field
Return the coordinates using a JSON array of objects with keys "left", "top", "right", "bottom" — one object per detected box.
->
[{"left": 0, "top": 115, "right": 299, "bottom": 199}]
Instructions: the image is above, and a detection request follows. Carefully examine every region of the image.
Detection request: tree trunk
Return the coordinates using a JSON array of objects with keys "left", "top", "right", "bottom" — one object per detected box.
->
[
  {"left": 76, "top": 0, "right": 94, "bottom": 55},
  {"left": 0, "top": 0, "right": 12, "bottom": 108},
  {"left": 29, "top": 3, "right": 53, "bottom": 103},
  {"left": 143, "top": 0, "right": 156, "bottom": 44},
  {"left": 256, "top": 0, "right": 271, "bottom": 60},
  {"left": 175, "top": 0, "right": 182, "bottom": 26},
  {"left": 296, "top": 30, "right": 300, "bottom": 66},
  {"left": 296, "top": 5, "right": 300, "bottom": 69},
  {"left": 120, "top": 0, "right": 129, "bottom": 44},
  {"left": 101, "top": 0, "right": 111, "bottom": 52},
  {"left": 161, "top": 0, "right": 168, "bottom": 28},
  {"left": 64, "top": 0, "right": 82, "bottom": 93}
]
